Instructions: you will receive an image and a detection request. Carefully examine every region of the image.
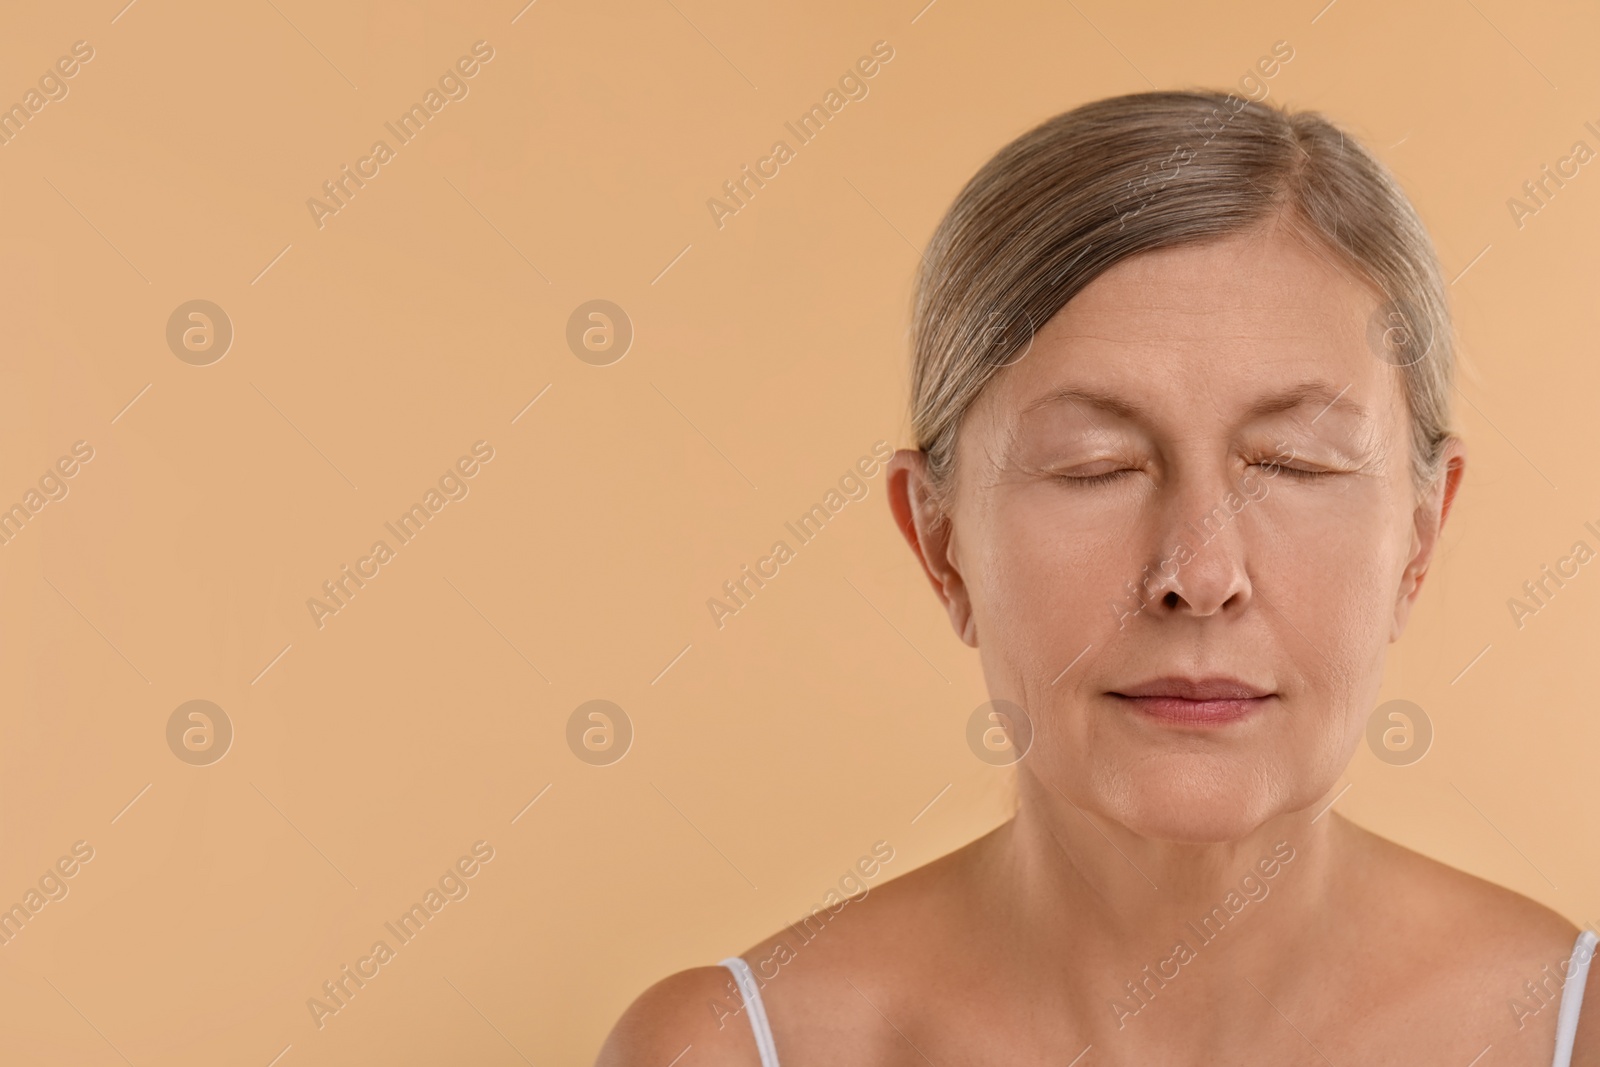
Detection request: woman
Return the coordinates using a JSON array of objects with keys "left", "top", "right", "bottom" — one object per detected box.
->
[{"left": 598, "top": 90, "right": 1598, "bottom": 1065}]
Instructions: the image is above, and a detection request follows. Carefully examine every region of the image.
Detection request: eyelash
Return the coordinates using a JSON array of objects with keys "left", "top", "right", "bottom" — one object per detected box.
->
[
  {"left": 1064, "top": 469, "right": 1133, "bottom": 487},
  {"left": 1273, "top": 466, "right": 1333, "bottom": 481},
  {"left": 1059, "top": 464, "right": 1332, "bottom": 486}
]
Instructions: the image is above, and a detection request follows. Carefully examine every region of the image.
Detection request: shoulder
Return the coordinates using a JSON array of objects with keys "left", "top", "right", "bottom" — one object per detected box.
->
[
  {"left": 1338, "top": 816, "right": 1577, "bottom": 950},
  {"left": 1334, "top": 817, "right": 1585, "bottom": 1046},
  {"left": 593, "top": 965, "right": 761, "bottom": 1067},
  {"left": 593, "top": 837, "right": 982, "bottom": 1066},
  {"left": 717, "top": 833, "right": 996, "bottom": 1062},
  {"left": 740, "top": 827, "right": 990, "bottom": 985}
]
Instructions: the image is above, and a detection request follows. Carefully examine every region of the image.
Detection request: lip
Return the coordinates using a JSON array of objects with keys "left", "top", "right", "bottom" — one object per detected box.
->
[{"left": 1108, "top": 676, "right": 1274, "bottom": 727}]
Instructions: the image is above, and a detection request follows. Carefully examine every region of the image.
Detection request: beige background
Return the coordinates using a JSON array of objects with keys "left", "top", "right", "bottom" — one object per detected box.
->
[{"left": 0, "top": 0, "right": 1596, "bottom": 1062}]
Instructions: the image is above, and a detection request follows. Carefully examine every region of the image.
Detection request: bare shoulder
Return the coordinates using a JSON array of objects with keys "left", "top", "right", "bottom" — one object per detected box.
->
[
  {"left": 593, "top": 835, "right": 988, "bottom": 1066},
  {"left": 593, "top": 965, "right": 761, "bottom": 1067},
  {"left": 1338, "top": 816, "right": 1577, "bottom": 952},
  {"left": 1334, "top": 816, "right": 1589, "bottom": 1054},
  {"left": 722, "top": 830, "right": 999, "bottom": 1063},
  {"left": 741, "top": 825, "right": 994, "bottom": 975}
]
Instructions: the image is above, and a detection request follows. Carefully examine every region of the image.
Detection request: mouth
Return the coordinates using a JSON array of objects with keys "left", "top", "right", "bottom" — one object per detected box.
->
[{"left": 1107, "top": 676, "right": 1274, "bottom": 727}]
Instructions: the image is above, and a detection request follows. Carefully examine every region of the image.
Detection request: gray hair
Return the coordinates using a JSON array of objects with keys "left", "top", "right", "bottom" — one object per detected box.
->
[{"left": 908, "top": 90, "right": 1455, "bottom": 506}]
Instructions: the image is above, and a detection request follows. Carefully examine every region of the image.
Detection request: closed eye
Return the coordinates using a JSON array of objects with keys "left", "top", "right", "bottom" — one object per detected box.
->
[
  {"left": 1056, "top": 463, "right": 1331, "bottom": 489},
  {"left": 1056, "top": 469, "right": 1136, "bottom": 487},
  {"left": 1056, "top": 464, "right": 1335, "bottom": 486},
  {"left": 1268, "top": 465, "right": 1335, "bottom": 480}
]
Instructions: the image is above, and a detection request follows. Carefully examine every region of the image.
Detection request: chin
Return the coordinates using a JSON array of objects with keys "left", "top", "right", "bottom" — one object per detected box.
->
[{"left": 1086, "top": 755, "right": 1302, "bottom": 844}]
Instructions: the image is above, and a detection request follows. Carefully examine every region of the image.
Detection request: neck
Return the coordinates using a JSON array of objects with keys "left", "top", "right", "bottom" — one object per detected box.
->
[{"left": 977, "top": 771, "right": 1350, "bottom": 1041}]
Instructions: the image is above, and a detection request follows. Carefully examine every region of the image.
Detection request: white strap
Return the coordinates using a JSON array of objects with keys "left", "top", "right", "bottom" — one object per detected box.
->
[
  {"left": 1553, "top": 929, "right": 1598, "bottom": 1067},
  {"left": 719, "top": 957, "right": 781, "bottom": 1067}
]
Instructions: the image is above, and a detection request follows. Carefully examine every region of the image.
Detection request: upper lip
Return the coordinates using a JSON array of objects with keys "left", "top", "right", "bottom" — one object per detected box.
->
[{"left": 1111, "top": 676, "right": 1272, "bottom": 700}]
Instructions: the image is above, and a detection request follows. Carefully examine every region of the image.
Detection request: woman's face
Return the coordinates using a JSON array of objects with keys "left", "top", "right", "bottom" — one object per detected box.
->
[{"left": 896, "top": 224, "right": 1464, "bottom": 843}]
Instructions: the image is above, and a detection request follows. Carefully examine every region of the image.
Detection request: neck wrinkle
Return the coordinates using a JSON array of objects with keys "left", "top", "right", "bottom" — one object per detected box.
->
[{"left": 979, "top": 769, "right": 1344, "bottom": 1034}]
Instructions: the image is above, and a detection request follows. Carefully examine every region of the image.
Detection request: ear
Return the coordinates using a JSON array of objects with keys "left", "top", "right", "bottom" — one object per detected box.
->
[
  {"left": 1392, "top": 436, "right": 1467, "bottom": 641},
  {"left": 885, "top": 449, "right": 978, "bottom": 647}
]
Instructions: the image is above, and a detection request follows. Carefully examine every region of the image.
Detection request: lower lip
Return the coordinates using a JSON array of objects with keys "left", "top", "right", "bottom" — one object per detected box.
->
[{"left": 1112, "top": 694, "right": 1271, "bottom": 725}]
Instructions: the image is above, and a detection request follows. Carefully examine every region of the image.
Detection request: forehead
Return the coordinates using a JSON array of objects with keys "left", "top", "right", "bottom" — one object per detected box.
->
[{"left": 981, "top": 226, "right": 1399, "bottom": 427}]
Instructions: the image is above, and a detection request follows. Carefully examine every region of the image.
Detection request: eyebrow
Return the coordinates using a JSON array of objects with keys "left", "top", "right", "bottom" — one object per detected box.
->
[{"left": 1018, "top": 379, "right": 1371, "bottom": 427}]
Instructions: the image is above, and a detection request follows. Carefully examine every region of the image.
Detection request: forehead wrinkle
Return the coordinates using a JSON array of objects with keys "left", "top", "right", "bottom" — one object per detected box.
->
[
  {"left": 1016, "top": 379, "right": 1375, "bottom": 437},
  {"left": 1039, "top": 308, "right": 1369, "bottom": 367}
]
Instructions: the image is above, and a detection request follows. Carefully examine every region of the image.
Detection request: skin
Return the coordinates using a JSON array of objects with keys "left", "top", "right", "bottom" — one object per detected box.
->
[{"left": 597, "top": 221, "right": 1598, "bottom": 1065}]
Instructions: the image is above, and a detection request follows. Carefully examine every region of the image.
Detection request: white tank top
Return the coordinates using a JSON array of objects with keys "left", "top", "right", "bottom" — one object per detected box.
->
[{"left": 721, "top": 928, "right": 1598, "bottom": 1066}]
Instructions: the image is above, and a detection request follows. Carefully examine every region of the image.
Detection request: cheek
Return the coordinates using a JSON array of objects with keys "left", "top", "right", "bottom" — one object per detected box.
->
[
  {"left": 1231, "top": 485, "right": 1409, "bottom": 778},
  {"left": 968, "top": 490, "right": 1138, "bottom": 683},
  {"left": 1262, "top": 484, "right": 1408, "bottom": 678}
]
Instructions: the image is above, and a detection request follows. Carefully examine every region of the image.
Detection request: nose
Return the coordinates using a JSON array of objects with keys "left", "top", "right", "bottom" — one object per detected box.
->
[{"left": 1136, "top": 470, "right": 1255, "bottom": 618}]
